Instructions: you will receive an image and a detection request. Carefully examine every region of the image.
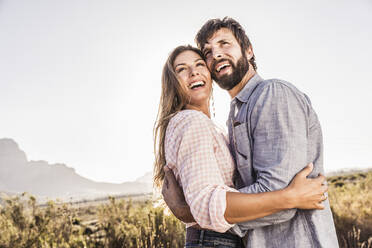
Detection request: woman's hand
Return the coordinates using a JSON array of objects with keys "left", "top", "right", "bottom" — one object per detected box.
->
[{"left": 285, "top": 163, "right": 328, "bottom": 210}]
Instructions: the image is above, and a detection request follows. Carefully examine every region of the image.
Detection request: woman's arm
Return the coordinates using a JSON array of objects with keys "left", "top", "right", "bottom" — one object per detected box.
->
[
  {"left": 163, "top": 163, "right": 327, "bottom": 224},
  {"left": 224, "top": 163, "right": 327, "bottom": 223}
]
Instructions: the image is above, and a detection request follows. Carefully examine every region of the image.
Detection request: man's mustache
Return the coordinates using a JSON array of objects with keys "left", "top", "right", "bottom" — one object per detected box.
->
[{"left": 211, "top": 59, "right": 234, "bottom": 72}]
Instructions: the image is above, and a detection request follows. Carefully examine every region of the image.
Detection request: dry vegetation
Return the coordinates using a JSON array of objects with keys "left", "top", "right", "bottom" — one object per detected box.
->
[
  {"left": 328, "top": 170, "right": 372, "bottom": 248},
  {"left": 0, "top": 195, "right": 184, "bottom": 248},
  {"left": 0, "top": 170, "right": 371, "bottom": 248}
]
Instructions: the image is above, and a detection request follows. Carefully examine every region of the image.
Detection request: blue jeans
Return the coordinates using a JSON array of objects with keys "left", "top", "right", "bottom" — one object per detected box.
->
[{"left": 185, "top": 227, "right": 243, "bottom": 248}]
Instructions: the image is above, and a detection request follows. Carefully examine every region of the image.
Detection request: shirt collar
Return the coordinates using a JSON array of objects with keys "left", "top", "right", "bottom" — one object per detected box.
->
[{"left": 234, "top": 73, "right": 264, "bottom": 103}]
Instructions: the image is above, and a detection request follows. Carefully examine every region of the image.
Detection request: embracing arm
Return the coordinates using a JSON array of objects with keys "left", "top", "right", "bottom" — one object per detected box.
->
[
  {"left": 225, "top": 164, "right": 327, "bottom": 224},
  {"left": 162, "top": 166, "right": 195, "bottom": 223},
  {"left": 163, "top": 163, "right": 327, "bottom": 225}
]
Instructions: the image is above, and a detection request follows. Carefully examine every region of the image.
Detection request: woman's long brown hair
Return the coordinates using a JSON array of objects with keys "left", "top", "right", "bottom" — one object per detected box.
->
[{"left": 153, "top": 45, "right": 204, "bottom": 188}]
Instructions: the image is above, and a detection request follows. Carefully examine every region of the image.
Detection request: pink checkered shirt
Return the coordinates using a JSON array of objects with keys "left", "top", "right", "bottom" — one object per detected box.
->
[{"left": 165, "top": 110, "right": 238, "bottom": 233}]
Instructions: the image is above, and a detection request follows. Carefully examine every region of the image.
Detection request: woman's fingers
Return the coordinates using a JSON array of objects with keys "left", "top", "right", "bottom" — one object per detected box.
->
[
  {"left": 289, "top": 164, "right": 331, "bottom": 210},
  {"left": 313, "top": 174, "right": 326, "bottom": 184},
  {"left": 315, "top": 202, "right": 325, "bottom": 210},
  {"left": 298, "top": 163, "right": 314, "bottom": 178},
  {"left": 311, "top": 193, "right": 327, "bottom": 210},
  {"left": 320, "top": 194, "right": 327, "bottom": 201},
  {"left": 317, "top": 194, "right": 327, "bottom": 207},
  {"left": 321, "top": 185, "right": 328, "bottom": 194}
]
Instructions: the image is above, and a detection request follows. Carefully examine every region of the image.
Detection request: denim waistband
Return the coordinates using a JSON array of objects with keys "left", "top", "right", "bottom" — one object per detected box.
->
[{"left": 186, "top": 227, "right": 242, "bottom": 247}]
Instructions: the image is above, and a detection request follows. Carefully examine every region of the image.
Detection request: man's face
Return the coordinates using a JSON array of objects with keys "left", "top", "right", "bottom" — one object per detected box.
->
[{"left": 202, "top": 28, "right": 249, "bottom": 90}]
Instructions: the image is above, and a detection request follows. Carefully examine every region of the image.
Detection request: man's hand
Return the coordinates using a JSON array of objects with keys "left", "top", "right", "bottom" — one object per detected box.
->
[{"left": 162, "top": 166, "right": 195, "bottom": 223}]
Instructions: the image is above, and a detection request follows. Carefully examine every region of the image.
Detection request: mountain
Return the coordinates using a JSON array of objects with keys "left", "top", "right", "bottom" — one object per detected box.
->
[
  {"left": 0, "top": 138, "right": 152, "bottom": 201},
  {"left": 135, "top": 171, "right": 153, "bottom": 183}
]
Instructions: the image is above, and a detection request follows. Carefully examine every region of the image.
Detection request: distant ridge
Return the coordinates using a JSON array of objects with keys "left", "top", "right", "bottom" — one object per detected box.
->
[
  {"left": 325, "top": 167, "right": 372, "bottom": 177},
  {"left": 0, "top": 138, "right": 152, "bottom": 201}
]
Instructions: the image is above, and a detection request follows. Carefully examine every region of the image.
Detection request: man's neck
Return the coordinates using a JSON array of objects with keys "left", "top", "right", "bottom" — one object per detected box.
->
[{"left": 228, "top": 69, "right": 256, "bottom": 99}]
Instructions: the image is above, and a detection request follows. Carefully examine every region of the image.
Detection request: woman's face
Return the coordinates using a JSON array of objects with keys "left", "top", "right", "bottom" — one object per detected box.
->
[{"left": 173, "top": 50, "right": 212, "bottom": 109}]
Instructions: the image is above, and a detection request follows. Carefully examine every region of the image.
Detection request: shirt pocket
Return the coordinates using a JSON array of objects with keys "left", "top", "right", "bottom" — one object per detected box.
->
[
  {"left": 233, "top": 122, "right": 255, "bottom": 186},
  {"left": 233, "top": 122, "right": 251, "bottom": 166}
]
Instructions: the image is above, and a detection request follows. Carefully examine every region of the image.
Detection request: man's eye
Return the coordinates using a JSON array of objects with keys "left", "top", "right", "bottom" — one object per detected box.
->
[{"left": 204, "top": 51, "right": 211, "bottom": 57}]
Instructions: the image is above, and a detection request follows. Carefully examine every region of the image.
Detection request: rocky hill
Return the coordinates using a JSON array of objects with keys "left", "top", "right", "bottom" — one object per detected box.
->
[{"left": 0, "top": 138, "right": 152, "bottom": 201}]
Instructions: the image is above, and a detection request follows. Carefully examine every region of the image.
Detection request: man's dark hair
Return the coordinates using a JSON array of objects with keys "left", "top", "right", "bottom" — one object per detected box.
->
[{"left": 195, "top": 17, "right": 257, "bottom": 70}]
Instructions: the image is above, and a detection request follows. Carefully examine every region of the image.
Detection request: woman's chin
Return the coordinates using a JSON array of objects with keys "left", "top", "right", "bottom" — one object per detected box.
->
[{"left": 191, "top": 96, "right": 209, "bottom": 106}]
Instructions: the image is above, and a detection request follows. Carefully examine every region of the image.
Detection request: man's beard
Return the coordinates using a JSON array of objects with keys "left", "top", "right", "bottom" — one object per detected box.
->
[{"left": 212, "top": 55, "right": 249, "bottom": 90}]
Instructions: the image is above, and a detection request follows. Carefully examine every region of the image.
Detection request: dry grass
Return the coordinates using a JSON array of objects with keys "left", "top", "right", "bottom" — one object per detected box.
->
[
  {"left": 0, "top": 170, "right": 371, "bottom": 247},
  {"left": 328, "top": 170, "right": 372, "bottom": 248},
  {"left": 0, "top": 195, "right": 184, "bottom": 248}
]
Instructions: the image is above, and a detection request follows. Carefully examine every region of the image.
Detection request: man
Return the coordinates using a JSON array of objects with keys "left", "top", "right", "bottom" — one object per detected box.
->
[{"left": 163, "top": 17, "right": 339, "bottom": 247}]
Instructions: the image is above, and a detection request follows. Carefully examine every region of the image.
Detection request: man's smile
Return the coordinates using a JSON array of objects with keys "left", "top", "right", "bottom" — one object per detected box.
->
[
  {"left": 213, "top": 60, "right": 233, "bottom": 77},
  {"left": 216, "top": 63, "right": 230, "bottom": 72}
]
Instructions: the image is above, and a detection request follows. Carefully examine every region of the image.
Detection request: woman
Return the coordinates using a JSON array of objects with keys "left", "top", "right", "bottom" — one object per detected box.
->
[{"left": 153, "top": 45, "right": 327, "bottom": 247}]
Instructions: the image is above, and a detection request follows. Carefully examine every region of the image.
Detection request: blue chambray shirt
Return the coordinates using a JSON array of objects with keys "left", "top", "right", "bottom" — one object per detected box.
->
[{"left": 228, "top": 74, "right": 339, "bottom": 248}]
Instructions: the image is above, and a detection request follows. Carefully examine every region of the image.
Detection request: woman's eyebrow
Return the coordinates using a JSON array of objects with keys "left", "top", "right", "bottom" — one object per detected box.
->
[
  {"left": 175, "top": 57, "right": 204, "bottom": 69},
  {"left": 174, "top": 63, "right": 186, "bottom": 68}
]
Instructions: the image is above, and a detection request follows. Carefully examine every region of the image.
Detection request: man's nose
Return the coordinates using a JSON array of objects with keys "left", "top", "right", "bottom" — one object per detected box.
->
[
  {"left": 212, "top": 49, "right": 223, "bottom": 60},
  {"left": 214, "top": 53, "right": 223, "bottom": 60}
]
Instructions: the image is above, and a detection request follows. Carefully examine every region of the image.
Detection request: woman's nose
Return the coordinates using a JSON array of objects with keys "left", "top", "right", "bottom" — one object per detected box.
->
[{"left": 190, "top": 68, "right": 200, "bottom": 77}]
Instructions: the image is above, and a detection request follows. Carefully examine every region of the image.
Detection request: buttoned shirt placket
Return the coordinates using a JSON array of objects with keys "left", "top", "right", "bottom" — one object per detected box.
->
[{"left": 227, "top": 99, "right": 237, "bottom": 162}]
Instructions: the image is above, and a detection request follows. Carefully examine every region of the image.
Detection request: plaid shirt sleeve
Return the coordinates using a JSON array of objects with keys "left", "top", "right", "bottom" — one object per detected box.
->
[{"left": 166, "top": 110, "right": 238, "bottom": 233}]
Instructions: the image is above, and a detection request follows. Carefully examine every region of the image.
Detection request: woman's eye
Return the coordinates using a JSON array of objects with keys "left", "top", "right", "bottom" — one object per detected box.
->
[
  {"left": 176, "top": 68, "right": 185, "bottom": 73},
  {"left": 196, "top": 62, "right": 205, "bottom": 67}
]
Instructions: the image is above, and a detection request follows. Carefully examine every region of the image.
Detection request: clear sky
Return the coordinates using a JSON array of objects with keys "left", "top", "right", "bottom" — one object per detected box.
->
[{"left": 0, "top": 0, "right": 371, "bottom": 183}]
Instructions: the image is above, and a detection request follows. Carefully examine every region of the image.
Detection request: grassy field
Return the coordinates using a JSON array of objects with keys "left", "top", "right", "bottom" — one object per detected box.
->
[
  {"left": 0, "top": 170, "right": 371, "bottom": 248},
  {"left": 327, "top": 170, "right": 372, "bottom": 247}
]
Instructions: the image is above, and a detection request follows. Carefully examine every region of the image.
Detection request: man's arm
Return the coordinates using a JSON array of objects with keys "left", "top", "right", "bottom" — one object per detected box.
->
[
  {"left": 161, "top": 166, "right": 195, "bottom": 223},
  {"left": 237, "top": 81, "right": 309, "bottom": 229}
]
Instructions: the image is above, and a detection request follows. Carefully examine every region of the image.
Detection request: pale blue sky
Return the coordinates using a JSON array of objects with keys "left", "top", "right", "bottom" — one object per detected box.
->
[{"left": 0, "top": 0, "right": 371, "bottom": 183}]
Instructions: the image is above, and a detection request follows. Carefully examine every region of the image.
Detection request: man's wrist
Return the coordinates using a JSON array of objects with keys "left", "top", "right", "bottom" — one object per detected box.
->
[
  {"left": 172, "top": 203, "right": 194, "bottom": 223},
  {"left": 174, "top": 203, "right": 189, "bottom": 217},
  {"left": 168, "top": 202, "right": 184, "bottom": 215}
]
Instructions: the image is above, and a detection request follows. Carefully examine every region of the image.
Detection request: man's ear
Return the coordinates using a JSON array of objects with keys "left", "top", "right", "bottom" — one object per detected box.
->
[{"left": 245, "top": 46, "right": 254, "bottom": 60}]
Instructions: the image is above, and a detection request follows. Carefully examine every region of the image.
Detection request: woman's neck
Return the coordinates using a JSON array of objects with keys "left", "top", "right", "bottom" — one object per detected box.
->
[{"left": 185, "top": 104, "right": 210, "bottom": 118}]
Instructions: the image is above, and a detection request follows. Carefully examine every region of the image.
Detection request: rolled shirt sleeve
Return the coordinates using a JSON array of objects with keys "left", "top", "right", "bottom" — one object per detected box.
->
[{"left": 166, "top": 110, "right": 238, "bottom": 233}]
